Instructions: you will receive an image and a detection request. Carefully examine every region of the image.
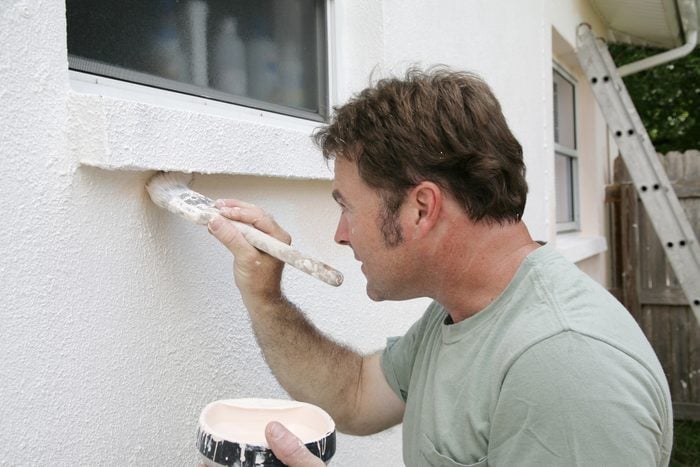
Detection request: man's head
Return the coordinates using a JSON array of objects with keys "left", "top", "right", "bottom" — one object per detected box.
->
[{"left": 314, "top": 67, "right": 528, "bottom": 241}]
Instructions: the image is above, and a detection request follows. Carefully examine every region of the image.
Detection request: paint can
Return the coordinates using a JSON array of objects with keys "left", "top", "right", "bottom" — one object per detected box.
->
[{"left": 196, "top": 398, "right": 336, "bottom": 466}]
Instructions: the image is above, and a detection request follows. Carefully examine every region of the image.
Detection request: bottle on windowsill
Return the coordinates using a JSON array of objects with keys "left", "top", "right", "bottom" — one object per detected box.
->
[
  {"left": 247, "top": 18, "right": 280, "bottom": 103},
  {"left": 150, "top": 0, "right": 189, "bottom": 81},
  {"left": 212, "top": 16, "right": 247, "bottom": 96}
]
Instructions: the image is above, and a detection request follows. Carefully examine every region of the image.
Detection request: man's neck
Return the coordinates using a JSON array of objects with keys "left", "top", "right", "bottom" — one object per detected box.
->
[{"left": 426, "top": 219, "right": 540, "bottom": 323}]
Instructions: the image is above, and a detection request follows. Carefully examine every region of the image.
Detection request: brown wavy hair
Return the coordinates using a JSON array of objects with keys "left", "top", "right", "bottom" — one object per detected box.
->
[{"left": 313, "top": 67, "right": 527, "bottom": 224}]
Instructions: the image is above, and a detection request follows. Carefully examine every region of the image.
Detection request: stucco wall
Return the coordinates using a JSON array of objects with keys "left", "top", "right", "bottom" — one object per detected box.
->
[{"left": 0, "top": 0, "right": 608, "bottom": 465}]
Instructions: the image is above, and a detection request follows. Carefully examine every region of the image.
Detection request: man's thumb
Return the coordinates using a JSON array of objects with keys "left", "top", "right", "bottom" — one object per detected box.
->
[{"left": 265, "top": 421, "right": 325, "bottom": 467}]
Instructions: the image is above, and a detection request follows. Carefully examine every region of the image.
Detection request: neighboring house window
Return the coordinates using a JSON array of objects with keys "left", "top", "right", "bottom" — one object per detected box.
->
[
  {"left": 66, "top": 0, "right": 328, "bottom": 121},
  {"left": 553, "top": 66, "right": 579, "bottom": 232}
]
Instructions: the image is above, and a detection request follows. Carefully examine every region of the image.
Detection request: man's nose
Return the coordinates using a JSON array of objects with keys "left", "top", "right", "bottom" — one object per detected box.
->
[{"left": 334, "top": 216, "right": 350, "bottom": 246}]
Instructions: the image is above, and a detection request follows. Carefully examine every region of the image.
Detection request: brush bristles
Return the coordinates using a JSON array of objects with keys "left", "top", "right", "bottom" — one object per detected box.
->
[{"left": 146, "top": 172, "right": 219, "bottom": 225}]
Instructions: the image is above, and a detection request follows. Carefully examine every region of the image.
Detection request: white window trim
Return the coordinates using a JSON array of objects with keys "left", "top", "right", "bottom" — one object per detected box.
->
[
  {"left": 556, "top": 233, "right": 607, "bottom": 264},
  {"left": 69, "top": 70, "right": 320, "bottom": 132}
]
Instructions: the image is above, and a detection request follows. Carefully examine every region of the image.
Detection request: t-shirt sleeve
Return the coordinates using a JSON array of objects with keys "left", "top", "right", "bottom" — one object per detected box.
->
[
  {"left": 488, "top": 331, "right": 672, "bottom": 466},
  {"left": 380, "top": 302, "right": 441, "bottom": 402}
]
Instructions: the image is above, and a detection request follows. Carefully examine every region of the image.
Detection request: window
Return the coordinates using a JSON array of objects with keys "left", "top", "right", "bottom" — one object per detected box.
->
[
  {"left": 553, "top": 66, "right": 579, "bottom": 232},
  {"left": 66, "top": 0, "right": 328, "bottom": 121}
]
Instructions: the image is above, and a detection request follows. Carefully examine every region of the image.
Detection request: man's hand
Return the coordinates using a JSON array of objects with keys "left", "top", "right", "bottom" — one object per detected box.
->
[
  {"left": 266, "top": 421, "right": 326, "bottom": 467},
  {"left": 208, "top": 199, "right": 290, "bottom": 304}
]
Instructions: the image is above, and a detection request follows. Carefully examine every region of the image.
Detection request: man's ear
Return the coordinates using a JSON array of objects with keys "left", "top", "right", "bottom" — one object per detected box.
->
[{"left": 407, "top": 181, "right": 442, "bottom": 238}]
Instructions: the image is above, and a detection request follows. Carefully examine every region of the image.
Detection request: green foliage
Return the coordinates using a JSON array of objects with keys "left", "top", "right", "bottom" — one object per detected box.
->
[
  {"left": 608, "top": 43, "right": 700, "bottom": 153},
  {"left": 670, "top": 419, "right": 700, "bottom": 466}
]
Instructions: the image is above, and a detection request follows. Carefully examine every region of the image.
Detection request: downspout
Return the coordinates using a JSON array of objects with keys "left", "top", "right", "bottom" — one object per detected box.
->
[{"left": 617, "top": 0, "right": 699, "bottom": 77}]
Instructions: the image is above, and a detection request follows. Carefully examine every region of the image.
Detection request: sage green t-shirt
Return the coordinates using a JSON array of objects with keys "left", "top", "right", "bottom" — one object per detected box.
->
[{"left": 381, "top": 245, "right": 672, "bottom": 466}]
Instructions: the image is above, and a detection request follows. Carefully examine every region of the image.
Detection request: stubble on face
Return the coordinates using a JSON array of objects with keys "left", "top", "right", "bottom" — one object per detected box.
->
[
  {"left": 362, "top": 198, "right": 410, "bottom": 302},
  {"left": 377, "top": 193, "right": 405, "bottom": 248}
]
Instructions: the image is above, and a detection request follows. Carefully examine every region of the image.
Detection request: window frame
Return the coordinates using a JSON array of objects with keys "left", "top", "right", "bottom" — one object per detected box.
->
[
  {"left": 552, "top": 62, "right": 580, "bottom": 233},
  {"left": 66, "top": 0, "right": 330, "bottom": 122}
]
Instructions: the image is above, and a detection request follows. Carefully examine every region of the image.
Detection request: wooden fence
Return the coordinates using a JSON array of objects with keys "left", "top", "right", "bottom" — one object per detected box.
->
[{"left": 606, "top": 150, "right": 700, "bottom": 421}]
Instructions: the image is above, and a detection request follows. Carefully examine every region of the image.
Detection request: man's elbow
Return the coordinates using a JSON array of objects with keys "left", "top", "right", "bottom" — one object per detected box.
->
[{"left": 335, "top": 417, "right": 397, "bottom": 437}]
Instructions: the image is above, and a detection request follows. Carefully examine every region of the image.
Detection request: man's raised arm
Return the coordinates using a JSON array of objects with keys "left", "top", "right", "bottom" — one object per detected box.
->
[{"left": 208, "top": 200, "right": 404, "bottom": 435}]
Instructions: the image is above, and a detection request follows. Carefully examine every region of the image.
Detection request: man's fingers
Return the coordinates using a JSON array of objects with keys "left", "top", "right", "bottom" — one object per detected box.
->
[
  {"left": 218, "top": 206, "right": 291, "bottom": 245},
  {"left": 214, "top": 199, "right": 292, "bottom": 245},
  {"left": 214, "top": 198, "right": 255, "bottom": 209},
  {"left": 266, "top": 422, "right": 325, "bottom": 467},
  {"left": 207, "top": 215, "right": 256, "bottom": 258}
]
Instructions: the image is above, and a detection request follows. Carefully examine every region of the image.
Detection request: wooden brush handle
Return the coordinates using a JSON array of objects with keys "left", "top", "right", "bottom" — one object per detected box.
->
[{"left": 226, "top": 217, "right": 344, "bottom": 287}]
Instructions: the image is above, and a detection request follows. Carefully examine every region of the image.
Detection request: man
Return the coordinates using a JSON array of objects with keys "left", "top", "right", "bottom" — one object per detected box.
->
[{"left": 208, "top": 68, "right": 673, "bottom": 466}]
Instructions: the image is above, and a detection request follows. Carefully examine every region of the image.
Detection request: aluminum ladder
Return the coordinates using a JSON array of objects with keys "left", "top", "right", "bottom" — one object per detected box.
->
[{"left": 576, "top": 24, "right": 700, "bottom": 323}]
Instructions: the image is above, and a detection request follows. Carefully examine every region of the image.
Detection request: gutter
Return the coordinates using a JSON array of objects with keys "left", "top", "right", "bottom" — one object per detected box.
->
[{"left": 617, "top": 0, "right": 699, "bottom": 77}]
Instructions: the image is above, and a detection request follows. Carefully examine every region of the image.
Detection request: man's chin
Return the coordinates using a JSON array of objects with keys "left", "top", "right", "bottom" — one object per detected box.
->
[
  {"left": 366, "top": 281, "right": 420, "bottom": 302},
  {"left": 365, "top": 289, "right": 379, "bottom": 301},
  {"left": 365, "top": 283, "right": 386, "bottom": 302}
]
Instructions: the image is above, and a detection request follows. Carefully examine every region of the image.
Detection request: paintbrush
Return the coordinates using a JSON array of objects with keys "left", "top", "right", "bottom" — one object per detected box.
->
[{"left": 146, "top": 172, "right": 343, "bottom": 287}]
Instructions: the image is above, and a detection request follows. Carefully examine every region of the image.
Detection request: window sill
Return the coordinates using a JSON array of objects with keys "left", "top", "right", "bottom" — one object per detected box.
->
[
  {"left": 67, "top": 72, "right": 332, "bottom": 180},
  {"left": 555, "top": 233, "right": 607, "bottom": 263}
]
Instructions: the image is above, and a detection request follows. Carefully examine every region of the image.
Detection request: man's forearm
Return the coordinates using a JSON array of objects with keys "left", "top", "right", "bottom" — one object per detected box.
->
[
  {"left": 245, "top": 294, "right": 363, "bottom": 432},
  {"left": 207, "top": 206, "right": 382, "bottom": 432}
]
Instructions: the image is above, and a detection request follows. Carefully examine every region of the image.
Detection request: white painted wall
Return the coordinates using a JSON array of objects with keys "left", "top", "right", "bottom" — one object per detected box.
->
[{"left": 0, "top": 0, "right": 609, "bottom": 464}]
